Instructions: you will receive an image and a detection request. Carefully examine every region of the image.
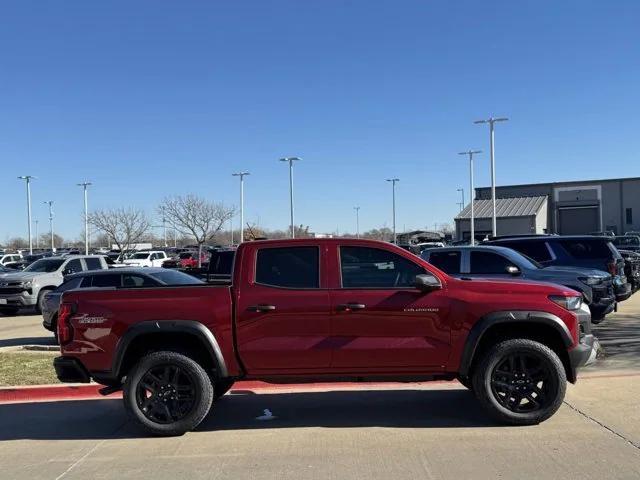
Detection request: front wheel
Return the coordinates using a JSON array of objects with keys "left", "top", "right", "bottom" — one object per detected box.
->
[
  {"left": 123, "top": 351, "right": 214, "bottom": 436},
  {"left": 472, "top": 339, "right": 567, "bottom": 425}
]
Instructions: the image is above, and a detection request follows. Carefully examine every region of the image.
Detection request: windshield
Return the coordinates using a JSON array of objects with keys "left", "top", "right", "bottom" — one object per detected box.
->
[
  {"left": 131, "top": 252, "right": 151, "bottom": 259},
  {"left": 24, "top": 258, "right": 65, "bottom": 273},
  {"left": 613, "top": 237, "right": 640, "bottom": 247},
  {"left": 148, "top": 270, "right": 204, "bottom": 285},
  {"left": 518, "top": 253, "right": 544, "bottom": 269}
]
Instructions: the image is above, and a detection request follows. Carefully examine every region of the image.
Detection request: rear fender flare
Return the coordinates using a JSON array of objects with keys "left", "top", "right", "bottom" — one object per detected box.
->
[
  {"left": 458, "top": 310, "right": 573, "bottom": 377},
  {"left": 112, "top": 320, "right": 228, "bottom": 379}
]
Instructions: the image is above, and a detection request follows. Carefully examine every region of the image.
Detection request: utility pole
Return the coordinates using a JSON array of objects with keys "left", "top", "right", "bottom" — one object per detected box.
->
[
  {"left": 43, "top": 200, "right": 55, "bottom": 251},
  {"left": 386, "top": 178, "right": 399, "bottom": 243},
  {"left": 354, "top": 206, "right": 361, "bottom": 238},
  {"left": 474, "top": 117, "right": 508, "bottom": 237},
  {"left": 160, "top": 206, "right": 167, "bottom": 247},
  {"left": 456, "top": 188, "right": 465, "bottom": 212},
  {"left": 232, "top": 171, "right": 250, "bottom": 243},
  {"left": 280, "top": 157, "right": 301, "bottom": 238},
  {"left": 17, "top": 176, "right": 35, "bottom": 254},
  {"left": 34, "top": 220, "right": 39, "bottom": 249},
  {"left": 77, "top": 182, "right": 92, "bottom": 254},
  {"left": 458, "top": 150, "right": 482, "bottom": 245}
]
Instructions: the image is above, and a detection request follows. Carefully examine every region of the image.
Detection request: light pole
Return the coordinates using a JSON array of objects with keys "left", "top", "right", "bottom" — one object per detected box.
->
[
  {"left": 17, "top": 176, "right": 35, "bottom": 254},
  {"left": 160, "top": 206, "right": 168, "bottom": 247},
  {"left": 44, "top": 201, "right": 54, "bottom": 251},
  {"left": 458, "top": 150, "right": 482, "bottom": 245},
  {"left": 456, "top": 188, "right": 465, "bottom": 212},
  {"left": 232, "top": 171, "right": 250, "bottom": 243},
  {"left": 354, "top": 206, "right": 361, "bottom": 238},
  {"left": 34, "top": 220, "right": 39, "bottom": 249},
  {"left": 474, "top": 117, "right": 508, "bottom": 237},
  {"left": 77, "top": 182, "right": 92, "bottom": 254},
  {"left": 279, "top": 157, "right": 301, "bottom": 238},
  {"left": 386, "top": 178, "right": 399, "bottom": 243}
]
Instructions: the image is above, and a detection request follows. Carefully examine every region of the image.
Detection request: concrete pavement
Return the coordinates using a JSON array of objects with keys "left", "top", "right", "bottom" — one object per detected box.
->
[{"left": 0, "top": 313, "right": 55, "bottom": 349}]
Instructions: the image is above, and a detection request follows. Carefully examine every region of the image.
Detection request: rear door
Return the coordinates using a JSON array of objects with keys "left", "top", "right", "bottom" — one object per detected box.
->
[
  {"left": 235, "top": 244, "right": 331, "bottom": 372},
  {"left": 329, "top": 244, "right": 451, "bottom": 370}
]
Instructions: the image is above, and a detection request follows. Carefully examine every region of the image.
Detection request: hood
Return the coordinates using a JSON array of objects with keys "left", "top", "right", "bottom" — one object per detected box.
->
[
  {"left": 452, "top": 277, "right": 580, "bottom": 297},
  {"left": 541, "top": 265, "right": 610, "bottom": 278},
  {"left": 0, "top": 271, "right": 47, "bottom": 282}
]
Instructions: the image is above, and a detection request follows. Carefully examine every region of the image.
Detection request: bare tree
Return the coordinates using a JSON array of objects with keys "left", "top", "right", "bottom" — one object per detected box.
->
[
  {"left": 88, "top": 208, "right": 151, "bottom": 261},
  {"left": 159, "top": 195, "right": 235, "bottom": 266}
]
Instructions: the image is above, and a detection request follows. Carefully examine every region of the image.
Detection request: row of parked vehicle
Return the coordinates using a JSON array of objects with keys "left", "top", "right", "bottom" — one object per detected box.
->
[{"left": 420, "top": 234, "right": 639, "bottom": 324}]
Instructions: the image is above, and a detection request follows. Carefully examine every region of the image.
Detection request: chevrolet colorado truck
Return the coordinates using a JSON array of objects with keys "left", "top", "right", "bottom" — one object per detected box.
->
[{"left": 54, "top": 239, "right": 598, "bottom": 436}]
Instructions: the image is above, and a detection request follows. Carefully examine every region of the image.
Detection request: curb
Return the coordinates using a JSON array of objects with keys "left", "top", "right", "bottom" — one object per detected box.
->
[{"left": 0, "top": 380, "right": 459, "bottom": 405}]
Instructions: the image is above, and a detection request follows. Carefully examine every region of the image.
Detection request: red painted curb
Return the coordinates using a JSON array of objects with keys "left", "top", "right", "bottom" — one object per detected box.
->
[{"left": 0, "top": 380, "right": 457, "bottom": 404}]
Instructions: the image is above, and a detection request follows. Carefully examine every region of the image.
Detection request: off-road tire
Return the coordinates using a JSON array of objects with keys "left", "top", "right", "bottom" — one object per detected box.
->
[
  {"left": 123, "top": 351, "right": 214, "bottom": 436},
  {"left": 472, "top": 339, "right": 566, "bottom": 425}
]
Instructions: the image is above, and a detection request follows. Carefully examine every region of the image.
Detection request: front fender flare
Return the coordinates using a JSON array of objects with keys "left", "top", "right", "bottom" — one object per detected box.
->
[{"left": 458, "top": 310, "right": 573, "bottom": 377}]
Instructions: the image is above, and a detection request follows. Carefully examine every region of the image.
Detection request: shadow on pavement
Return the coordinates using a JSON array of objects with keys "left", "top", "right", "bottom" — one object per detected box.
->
[
  {"left": 0, "top": 336, "right": 56, "bottom": 348},
  {"left": 0, "top": 388, "right": 502, "bottom": 441}
]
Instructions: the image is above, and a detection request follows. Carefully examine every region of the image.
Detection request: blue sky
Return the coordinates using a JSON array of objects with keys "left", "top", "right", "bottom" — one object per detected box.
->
[{"left": 2, "top": 1, "right": 639, "bottom": 242}]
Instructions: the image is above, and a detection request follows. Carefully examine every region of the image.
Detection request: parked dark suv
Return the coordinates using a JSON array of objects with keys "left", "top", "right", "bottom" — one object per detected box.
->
[
  {"left": 484, "top": 235, "right": 632, "bottom": 302},
  {"left": 422, "top": 245, "right": 615, "bottom": 322}
]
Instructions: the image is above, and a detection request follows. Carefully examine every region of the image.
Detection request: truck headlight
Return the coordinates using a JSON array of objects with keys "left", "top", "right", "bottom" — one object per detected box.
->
[
  {"left": 19, "top": 280, "right": 32, "bottom": 288},
  {"left": 578, "top": 276, "right": 604, "bottom": 286},
  {"left": 549, "top": 295, "right": 583, "bottom": 311}
]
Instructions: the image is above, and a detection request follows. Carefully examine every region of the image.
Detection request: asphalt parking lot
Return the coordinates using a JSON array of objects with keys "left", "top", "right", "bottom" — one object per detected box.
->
[{"left": 1, "top": 300, "right": 640, "bottom": 480}]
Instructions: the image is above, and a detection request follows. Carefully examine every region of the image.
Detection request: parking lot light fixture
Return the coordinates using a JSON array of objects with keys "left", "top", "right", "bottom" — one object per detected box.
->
[
  {"left": 17, "top": 176, "right": 36, "bottom": 254},
  {"left": 386, "top": 178, "right": 400, "bottom": 244},
  {"left": 279, "top": 157, "right": 302, "bottom": 238},
  {"left": 77, "top": 182, "right": 92, "bottom": 255},
  {"left": 34, "top": 220, "right": 39, "bottom": 249},
  {"left": 354, "top": 206, "right": 361, "bottom": 238},
  {"left": 232, "top": 172, "right": 250, "bottom": 243},
  {"left": 474, "top": 117, "right": 508, "bottom": 237},
  {"left": 43, "top": 201, "right": 54, "bottom": 251},
  {"left": 456, "top": 188, "right": 465, "bottom": 212},
  {"left": 458, "top": 150, "right": 482, "bottom": 246}
]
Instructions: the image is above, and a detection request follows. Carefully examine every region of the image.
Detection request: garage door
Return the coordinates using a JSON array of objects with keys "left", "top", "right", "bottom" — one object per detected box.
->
[{"left": 558, "top": 206, "right": 599, "bottom": 234}]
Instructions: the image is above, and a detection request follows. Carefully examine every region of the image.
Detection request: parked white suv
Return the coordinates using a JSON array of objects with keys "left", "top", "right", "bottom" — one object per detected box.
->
[
  {"left": 0, "top": 254, "right": 23, "bottom": 269},
  {"left": 122, "top": 251, "right": 168, "bottom": 268},
  {"left": 0, "top": 255, "right": 109, "bottom": 315}
]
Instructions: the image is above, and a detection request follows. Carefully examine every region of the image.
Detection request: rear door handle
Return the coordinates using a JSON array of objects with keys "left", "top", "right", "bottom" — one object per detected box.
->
[
  {"left": 247, "top": 304, "right": 276, "bottom": 312},
  {"left": 338, "top": 303, "right": 366, "bottom": 311}
]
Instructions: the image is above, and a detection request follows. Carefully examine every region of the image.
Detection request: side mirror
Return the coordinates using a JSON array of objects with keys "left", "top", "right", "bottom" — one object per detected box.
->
[
  {"left": 506, "top": 265, "right": 521, "bottom": 276},
  {"left": 62, "top": 268, "right": 73, "bottom": 276},
  {"left": 414, "top": 273, "right": 442, "bottom": 292}
]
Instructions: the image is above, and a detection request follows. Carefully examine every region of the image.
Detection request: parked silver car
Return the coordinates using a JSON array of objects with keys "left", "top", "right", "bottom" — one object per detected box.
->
[{"left": 0, "top": 255, "right": 108, "bottom": 315}]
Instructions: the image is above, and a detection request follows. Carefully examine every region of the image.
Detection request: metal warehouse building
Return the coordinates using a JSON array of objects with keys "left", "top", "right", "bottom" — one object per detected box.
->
[{"left": 455, "top": 176, "right": 640, "bottom": 241}]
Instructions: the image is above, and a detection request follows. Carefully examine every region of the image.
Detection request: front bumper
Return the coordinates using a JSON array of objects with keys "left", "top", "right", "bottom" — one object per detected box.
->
[
  {"left": 614, "top": 277, "right": 632, "bottom": 302},
  {"left": 0, "top": 291, "right": 37, "bottom": 307},
  {"left": 53, "top": 357, "right": 91, "bottom": 383},
  {"left": 568, "top": 305, "right": 599, "bottom": 381}
]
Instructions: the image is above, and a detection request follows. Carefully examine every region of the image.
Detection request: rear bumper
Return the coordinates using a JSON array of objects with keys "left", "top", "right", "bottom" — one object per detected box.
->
[{"left": 53, "top": 357, "right": 91, "bottom": 383}]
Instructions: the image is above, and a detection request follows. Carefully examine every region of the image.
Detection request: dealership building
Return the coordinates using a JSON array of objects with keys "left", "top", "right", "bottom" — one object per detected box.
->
[{"left": 455, "top": 176, "right": 640, "bottom": 241}]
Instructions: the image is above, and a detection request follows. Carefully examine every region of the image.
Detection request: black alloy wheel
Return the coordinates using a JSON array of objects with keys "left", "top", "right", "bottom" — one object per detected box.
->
[
  {"left": 135, "top": 364, "right": 197, "bottom": 424},
  {"left": 489, "top": 352, "right": 556, "bottom": 413}
]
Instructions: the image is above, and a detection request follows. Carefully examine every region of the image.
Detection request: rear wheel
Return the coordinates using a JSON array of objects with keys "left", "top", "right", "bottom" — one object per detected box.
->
[
  {"left": 472, "top": 339, "right": 566, "bottom": 425},
  {"left": 123, "top": 351, "right": 214, "bottom": 436}
]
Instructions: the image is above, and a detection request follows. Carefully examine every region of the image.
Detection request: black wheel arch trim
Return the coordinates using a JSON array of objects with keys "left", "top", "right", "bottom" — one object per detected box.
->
[
  {"left": 458, "top": 310, "right": 573, "bottom": 377},
  {"left": 110, "top": 320, "right": 228, "bottom": 381}
]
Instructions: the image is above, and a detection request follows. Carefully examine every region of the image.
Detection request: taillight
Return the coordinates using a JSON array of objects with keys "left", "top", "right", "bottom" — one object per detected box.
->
[
  {"left": 607, "top": 260, "right": 617, "bottom": 276},
  {"left": 57, "top": 302, "right": 76, "bottom": 344}
]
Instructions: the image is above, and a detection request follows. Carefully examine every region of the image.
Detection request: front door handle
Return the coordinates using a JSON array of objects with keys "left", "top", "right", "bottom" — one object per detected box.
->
[
  {"left": 338, "top": 303, "right": 366, "bottom": 311},
  {"left": 248, "top": 304, "right": 276, "bottom": 312}
]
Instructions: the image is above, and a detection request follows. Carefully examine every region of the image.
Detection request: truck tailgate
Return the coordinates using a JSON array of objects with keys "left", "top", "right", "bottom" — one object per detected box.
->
[{"left": 60, "top": 285, "right": 236, "bottom": 376}]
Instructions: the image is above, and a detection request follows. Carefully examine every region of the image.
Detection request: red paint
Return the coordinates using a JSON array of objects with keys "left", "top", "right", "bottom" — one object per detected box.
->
[{"left": 58, "top": 238, "right": 583, "bottom": 382}]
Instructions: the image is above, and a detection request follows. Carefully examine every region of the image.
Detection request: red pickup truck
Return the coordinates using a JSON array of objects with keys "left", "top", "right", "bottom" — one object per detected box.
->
[{"left": 54, "top": 238, "right": 598, "bottom": 436}]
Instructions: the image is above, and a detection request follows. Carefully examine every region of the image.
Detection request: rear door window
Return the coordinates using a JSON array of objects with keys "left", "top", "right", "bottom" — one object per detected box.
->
[
  {"left": 500, "top": 241, "right": 552, "bottom": 262},
  {"left": 256, "top": 247, "right": 319, "bottom": 289},
  {"left": 91, "top": 274, "right": 122, "bottom": 288},
  {"left": 559, "top": 239, "right": 612, "bottom": 259},
  {"left": 84, "top": 257, "right": 103, "bottom": 271},
  {"left": 427, "top": 251, "right": 461, "bottom": 274},
  {"left": 470, "top": 251, "right": 513, "bottom": 274}
]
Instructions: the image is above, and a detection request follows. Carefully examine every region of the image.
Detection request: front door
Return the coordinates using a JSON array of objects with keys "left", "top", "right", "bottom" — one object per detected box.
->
[
  {"left": 235, "top": 245, "right": 331, "bottom": 373},
  {"left": 330, "top": 245, "right": 451, "bottom": 371}
]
